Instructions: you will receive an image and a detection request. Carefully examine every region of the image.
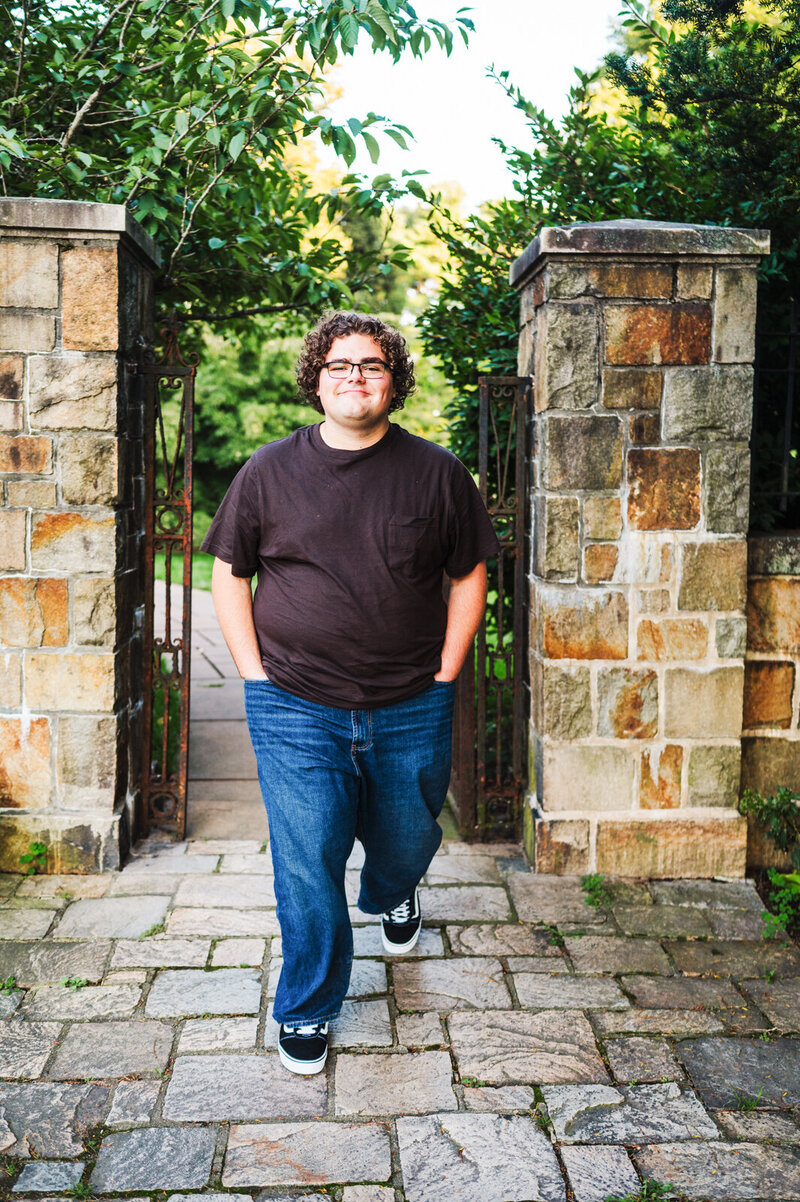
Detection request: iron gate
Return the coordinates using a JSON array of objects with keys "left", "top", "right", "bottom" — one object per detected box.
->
[
  {"left": 450, "top": 375, "right": 530, "bottom": 840},
  {"left": 133, "top": 315, "right": 196, "bottom": 838}
]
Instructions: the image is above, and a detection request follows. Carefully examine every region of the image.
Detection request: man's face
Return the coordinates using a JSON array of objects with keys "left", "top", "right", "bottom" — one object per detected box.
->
[{"left": 316, "top": 333, "right": 395, "bottom": 437}]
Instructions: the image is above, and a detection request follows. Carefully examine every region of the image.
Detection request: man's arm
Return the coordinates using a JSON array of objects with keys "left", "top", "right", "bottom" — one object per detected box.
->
[
  {"left": 210, "top": 557, "right": 268, "bottom": 680},
  {"left": 435, "top": 560, "right": 488, "bottom": 682}
]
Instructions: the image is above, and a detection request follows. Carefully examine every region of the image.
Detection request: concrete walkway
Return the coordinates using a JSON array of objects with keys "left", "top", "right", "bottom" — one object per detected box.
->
[{"left": 1, "top": 836, "right": 800, "bottom": 1199}]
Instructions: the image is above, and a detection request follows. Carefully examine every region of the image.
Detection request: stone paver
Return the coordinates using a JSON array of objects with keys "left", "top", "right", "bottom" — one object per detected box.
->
[
  {"left": 397, "top": 1113, "right": 565, "bottom": 1202},
  {"left": 2, "top": 833, "right": 799, "bottom": 1202},
  {"left": 335, "top": 1051, "right": 456, "bottom": 1115},
  {"left": 677, "top": 1035, "right": 800, "bottom": 1108},
  {"left": 47, "top": 1019, "right": 173, "bottom": 1078},
  {"left": 566, "top": 934, "right": 673, "bottom": 975},
  {"left": 53, "top": 896, "right": 169, "bottom": 939},
  {"left": 604, "top": 1036, "right": 684, "bottom": 1084},
  {"left": 513, "top": 973, "right": 629, "bottom": 1010},
  {"left": 543, "top": 1082, "right": 720, "bottom": 1143},
  {"left": 223, "top": 1122, "right": 391, "bottom": 1187},
  {"left": 0, "top": 1082, "right": 109, "bottom": 1156},
  {"left": 449, "top": 1010, "right": 609, "bottom": 1084},
  {"left": 560, "top": 1145, "right": 640, "bottom": 1202},
  {"left": 635, "top": 1141, "right": 800, "bottom": 1200},
  {"left": 12, "top": 1158, "right": 84, "bottom": 1190},
  {"left": 163, "top": 1053, "right": 326, "bottom": 1120},
  {"left": 446, "top": 923, "right": 560, "bottom": 957},
  {"left": 393, "top": 956, "right": 511, "bottom": 1010},
  {"left": 91, "top": 1127, "right": 217, "bottom": 1191},
  {"left": 145, "top": 967, "right": 261, "bottom": 1016},
  {"left": 0, "top": 1021, "right": 62, "bottom": 1078}
]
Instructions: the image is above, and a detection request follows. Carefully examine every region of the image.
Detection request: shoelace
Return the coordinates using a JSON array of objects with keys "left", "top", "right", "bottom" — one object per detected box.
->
[
  {"left": 386, "top": 897, "right": 412, "bottom": 924},
  {"left": 284, "top": 1022, "right": 327, "bottom": 1037}
]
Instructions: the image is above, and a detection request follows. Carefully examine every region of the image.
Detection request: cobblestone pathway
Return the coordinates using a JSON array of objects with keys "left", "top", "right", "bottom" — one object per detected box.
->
[{"left": 1, "top": 838, "right": 800, "bottom": 1201}]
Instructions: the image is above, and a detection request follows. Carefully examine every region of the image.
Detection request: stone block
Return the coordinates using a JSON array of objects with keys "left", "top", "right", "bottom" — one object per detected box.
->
[
  {"left": 60, "top": 435, "right": 119, "bottom": 505},
  {"left": 6, "top": 480, "right": 56, "bottom": 506},
  {"left": 714, "top": 266, "right": 758, "bottom": 362},
  {"left": 636, "top": 1142, "right": 800, "bottom": 1202},
  {"left": 539, "top": 585, "right": 628, "bottom": 659},
  {"left": 562, "top": 1145, "right": 640, "bottom": 1202},
  {"left": 0, "top": 354, "right": 23, "bottom": 399},
  {"left": 90, "top": 1127, "right": 216, "bottom": 1193},
  {"left": 13, "top": 1160, "right": 84, "bottom": 1191},
  {"left": 335, "top": 1051, "right": 456, "bottom": 1115},
  {"left": 637, "top": 617, "right": 708, "bottom": 661},
  {"left": 62, "top": 245, "right": 119, "bottom": 351},
  {"left": 679, "top": 540, "right": 747, "bottom": 612},
  {"left": 57, "top": 714, "right": 118, "bottom": 809},
  {"left": 740, "top": 735, "right": 800, "bottom": 797},
  {"left": 0, "top": 400, "right": 22, "bottom": 430},
  {"left": 748, "top": 533, "right": 800, "bottom": 576},
  {"left": 540, "top": 744, "right": 636, "bottom": 811},
  {"left": 704, "top": 442, "right": 750, "bottom": 533},
  {"left": 417, "top": 885, "right": 510, "bottom": 921},
  {"left": 602, "top": 367, "right": 662, "bottom": 410},
  {"left": 583, "top": 495, "right": 621, "bottom": 540},
  {"left": 0, "top": 717, "right": 51, "bottom": 808},
  {"left": 26, "top": 652, "right": 116, "bottom": 712},
  {"left": 0, "top": 510, "right": 26, "bottom": 569},
  {"left": 394, "top": 957, "right": 511, "bottom": 1011},
  {"left": 0, "top": 434, "right": 52, "bottom": 474},
  {"left": 583, "top": 543, "right": 618, "bottom": 583},
  {"left": 605, "top": 302, "right": 711, "bottom": 366},
  {"left": 532, "top": 817, "right": 590, "bottom": 873},
  {"left": 747, "top": 576, "right": 800, "bottom": 652},
  {"left": 0, "top": 313, "right": 55, "bottom": 352},
  {"left": 449, "top": 1009, "right": 609, "bottom": 1085},
  {"left": 0, "top": 652, "right": 21, "bottom": 706},
  {"left": 596, "top": 814, "right": 747, "bottom": 877},
  {"left": 514, "top": 973, "right": 628, "bottom": 1010},
  {"left": 743, "top": 659, "right": 794, "bottom": 728},
  {"left": 664, "top": 667, "right": 744, "bottom": 737},
  {"left": 28, "top": 354, "right": 118, "bottom": 430},
  {"left": 0, "top": 576, "right": 68, "bottom": 647},
  {"left": 446, "top": 923, "right": 561, "bottom": 958},
  {"left": 163, "top": 1052, "right": 326, "bottom": 1120},
  {"left": 534, "top": 301, "right": 599, "bottom": 411},
  {"left": 223, "top": 1122, "right": 391, "bottom": 1189},
  {"left": 628, "top": 413, "right": 660, "bottom": 444},
  {"left": 517, "top": 319, "right": 534, "bottom": 376},
  {"left": 597, "top": 668, "right": 658, "bottom": 738},
  {"left": 0, "top": 240, "right": 59, "bottom": 308},
  {"left": 532, "top": 662, "right": 592, "bottom": 739},
  {"left": 715, "top": 615, "right": 747, "bottom": 658},
  {"left": 533, "top": 494, "right": 579, "bottom": 579},
  {"left": 640, "top": 744, "right": 683, "bottom": 809},
  {"left": 662, "top": 365, "right": 753, "bottom": 440},
  {"left": 637, "top": 588, "right": 670, "bottom": 614},
  {"left": 73, "top": 576, "right": 116, "bottom": 645},
  {"left": 628, "top": 447, "right": 701, "bottom": 530},
  {"left": 31, "top": 511, "right": 116, "bottom": 572},
  {"left": 548, "top": 263, "right": 672, "bottom": 299},
  {"left": 0, "top": 1081, "right": 109, "bottom": 1158},
  {"left": 687, "top": 744, "right": 741, "bottom": 808},
  {"left": 541, "top": 414, "right": 623, "bottom": 489},
  {"left": 677, "top": 264, "right": 713, "bottom": 299},
  {"left": 544, "top": 1081, "right": 719, "bottom": 1144},
  {"left": 677, "top": 1035, "right": 800, "bottom": 1108},
  {"left": 567, "top": 936, "right": 672, "bottom": 976}
]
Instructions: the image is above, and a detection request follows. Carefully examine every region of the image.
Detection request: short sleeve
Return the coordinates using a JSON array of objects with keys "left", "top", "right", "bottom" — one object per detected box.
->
[
  {"left": 199, "top": 458, "right": 262, "bottom": 578},
  {"left": 444, "top": 459, "right": 501, "bottom": 578}
]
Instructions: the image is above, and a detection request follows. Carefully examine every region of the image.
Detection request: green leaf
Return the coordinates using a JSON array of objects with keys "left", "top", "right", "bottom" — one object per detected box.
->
[
  {"left": 228, "top": 130, "right": 246, "bottom": 160},
  {"left": 205, "top": 126, "right": 222, "bottom": 147},
  {"left": 221, "top": 0, "right": 236, "bottom": 16},
  {"left": 208, "top": 237, "right": 226, "bottom": 249},
  {"left": 362, "top": 130, "right": 380, "bottom": 163}
]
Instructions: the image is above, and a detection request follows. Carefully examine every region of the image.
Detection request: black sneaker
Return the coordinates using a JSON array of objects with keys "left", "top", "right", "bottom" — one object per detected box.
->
[
  {"left": 278, "top": 1021, "right": 329, "bottom": 1075},
  {"left": 381, "top": 887, "right": 422, "bottom": 954}
]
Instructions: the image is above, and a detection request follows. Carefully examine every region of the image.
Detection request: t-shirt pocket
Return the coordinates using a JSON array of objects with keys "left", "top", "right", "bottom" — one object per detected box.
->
[{"left": 388, "top": 516, "right": 440, "bottom": 574}]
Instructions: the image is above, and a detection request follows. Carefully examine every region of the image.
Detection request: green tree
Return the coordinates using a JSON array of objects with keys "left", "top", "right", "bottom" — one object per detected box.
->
[{"left": 1, "top": 0, "right": 472, "bottom": 325}]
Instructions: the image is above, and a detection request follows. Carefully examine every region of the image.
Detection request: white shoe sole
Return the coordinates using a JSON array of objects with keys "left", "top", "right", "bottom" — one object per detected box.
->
[
  {"left": 381, "top": 923, "right": 421, "bottom": 955},
  {"left": 278, "top": 1043, "right": 327, "bottom": 1075}
]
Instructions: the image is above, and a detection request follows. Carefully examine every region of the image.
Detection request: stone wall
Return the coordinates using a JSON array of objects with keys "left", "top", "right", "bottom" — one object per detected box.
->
[
  {"left": 743, "top": 534, "right": 800, "bottom": 870},
  {"left": 511, "top": 220, "right": 769, "bottom": 878},
  {"left": 0, "top": 199, "right": 157, "bottom": 871}
]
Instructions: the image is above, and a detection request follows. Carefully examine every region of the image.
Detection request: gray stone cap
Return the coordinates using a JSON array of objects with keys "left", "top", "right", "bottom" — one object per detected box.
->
[
  {"left": 510, "top": 218, "right": 771, "bottom": 289},
  {"left": 0, "top": 197, "right": 160, "bottom": 267}
]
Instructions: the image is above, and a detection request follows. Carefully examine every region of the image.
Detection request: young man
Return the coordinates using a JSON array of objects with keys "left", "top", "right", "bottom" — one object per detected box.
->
[{"left": 202, "top": 311, "right": 498, "bottom": 1074}]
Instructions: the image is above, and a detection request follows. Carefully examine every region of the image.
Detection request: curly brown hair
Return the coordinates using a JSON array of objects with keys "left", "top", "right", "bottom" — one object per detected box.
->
[{"left": 295, "top": 311, "right": 415, "bottom": 414}]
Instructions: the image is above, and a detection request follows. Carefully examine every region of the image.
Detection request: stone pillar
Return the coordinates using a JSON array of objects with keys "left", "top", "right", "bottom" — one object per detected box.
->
[
  {"left": 511, "top": 220, "right": 769, "bottom": 878},
  {"left": 0, "top": 198, "right": 157, "bottom": 871}
]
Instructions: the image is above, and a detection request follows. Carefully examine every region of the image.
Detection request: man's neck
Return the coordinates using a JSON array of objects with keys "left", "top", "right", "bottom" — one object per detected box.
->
[{"left": 318, "top": 419, "right": 390, "bottom": 450}]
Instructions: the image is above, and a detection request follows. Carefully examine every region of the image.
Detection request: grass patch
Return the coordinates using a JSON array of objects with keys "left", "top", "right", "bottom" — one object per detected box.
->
[
  {"left": 580, "top": 872, "right": 614, "bottom": 910},
  {"left": 154, "top": 549, "right": 213, "bottom": 591}
]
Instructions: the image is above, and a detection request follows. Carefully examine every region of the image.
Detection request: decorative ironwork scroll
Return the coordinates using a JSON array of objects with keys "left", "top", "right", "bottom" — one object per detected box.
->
[
  {"left": 134, "top": 314, "right": 197, "bottom": 837},
  {"left": 450, "top": 376, "right": 530, "bottom": 840}
]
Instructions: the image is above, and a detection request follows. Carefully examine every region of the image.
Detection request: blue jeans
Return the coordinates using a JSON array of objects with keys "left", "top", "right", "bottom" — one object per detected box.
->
[{"left": 244, "top": 678, "right": 455, "bottom": 1024}]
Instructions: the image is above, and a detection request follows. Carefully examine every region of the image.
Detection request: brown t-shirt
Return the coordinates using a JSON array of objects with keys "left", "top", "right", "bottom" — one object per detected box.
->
[{"left": 201, "top": 422, "right": 500, "bottom": 708}]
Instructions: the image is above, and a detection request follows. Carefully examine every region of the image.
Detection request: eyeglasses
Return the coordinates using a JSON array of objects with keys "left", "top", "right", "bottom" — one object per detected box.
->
[{"left": 322, "top": 359, "right": 389, "bottom": 379}]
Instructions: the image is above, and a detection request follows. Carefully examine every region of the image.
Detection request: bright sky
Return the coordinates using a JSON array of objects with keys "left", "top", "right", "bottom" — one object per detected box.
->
[{"left": 325, "top": 0, "right": 625, "bottom": 208}]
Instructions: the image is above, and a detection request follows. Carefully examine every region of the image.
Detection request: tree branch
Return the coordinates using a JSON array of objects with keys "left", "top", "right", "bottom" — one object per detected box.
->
[{"left": 183, "top": 300, "right": 314, "bottom": 321}]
